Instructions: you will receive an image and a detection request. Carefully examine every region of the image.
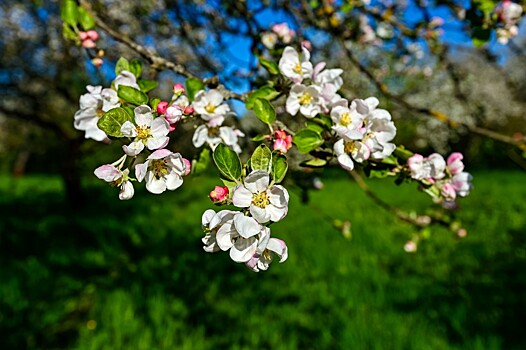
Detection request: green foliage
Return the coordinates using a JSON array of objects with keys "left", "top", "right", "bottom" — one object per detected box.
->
[
  {"left": 117, "top": 85, "right": 148, "bottom": 106},
  {"left": 138, "top": 79, "right": 158, "bottom": 93},
  {"left": 192, "top": 148, "right": 211, "bottom": 175},
  {"left": 245, "top": 86, "right": 280, "bottom": 109},
  {"left": 97, "top": 107, "right": 133, "bottom": 137},
  {"left": 129, "top": 59, "right": 143, "bottom": 78},
  {"left": 212, "top": 143, "right": 242, "bottom": 181},
  {"left": 250, "top": 98, "right": 276, "bottom": 125},
  {"left": 271, "top": 152, "right": 288, "bottom": 183},
  {"left": 293, "top": 128, "right": 324, "bottom": 153},
  {"left": 259, "top": 58, "right": 280, "bottom": 75},
  {"left": 251, "top": 144, "right": 272, "bottom": 172},
  {"left": 77, "top": 7, "right": 95, "bottom": 31},
  {"left": 115, "top": 57, "right": 130, "bottom": 75},
  {"left": 61, "top": 0, "right": 78, "bottom": 27},
  {"left": 185, "top": 78, "right": 205, "bottom": 101}
]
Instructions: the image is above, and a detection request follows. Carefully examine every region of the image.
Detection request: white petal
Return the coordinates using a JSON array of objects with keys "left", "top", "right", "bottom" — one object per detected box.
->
[
  {"left": 94, "top": 165, "right": 121, "bottom": 182},
  {"left": 120, "top": 121, "right": 137, "bottom": 137},
  {"left": 216, "top": 222, "right": 236, "bottom": 251},
  {"left": 150, "top": 117, "right": 170, "bottom": 137},
  {"left": 230, "top": 237, "right": 258, "bottom": 263},
  {"left": 337, "top": 154, "right": 354, "bottom": 171},
  {"left": 267, "top": 204, "right": 288, "bottom": 222},
  {"left": 122, "top": 141, "right": 144, "bottom": 156},
  {"left": 165, "top": 172, "right": 183, "bottom": 190},
  {"left": 232, "top": 185, "right": 253, "bottom": 207},
  {"left": 267, "top": 238, "right": 288, "bottom": 263},
  {"left": 147, "top": 136, "right": 169, "bottom": 150},
  {"left": 145, "top": 172, "right": 167, "bottom": 194},
  {"left": 244, "top": 170, "right": 270, "bottom": 193},
  {"left": 268, "top": 186, "right": 289, "bottom": 207},
  {"left": 119, "top": 181, "right": 134, "bottom": 200},
  {"left": 134, "top": 105, "right": 153, "bottom": 126},
  {"left": 234, "top": 214, "right": 261, "bottom": 238},
  {"left": 250, "top": 205, "right": 271, "bottom": 224},
  {"left": 202, "top": 209, "right": 216, "bottom": 227},
  {"left": 135, "top": 162, "right": 148, "bottom": 182},
  {"left": 192, "top": 125, "right": 209, "bottom": 148}
]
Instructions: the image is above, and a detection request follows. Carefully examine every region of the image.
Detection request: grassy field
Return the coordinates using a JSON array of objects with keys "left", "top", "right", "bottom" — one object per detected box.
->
[{"left": 0, "top": 170, "right": 525, "bottom": 349}]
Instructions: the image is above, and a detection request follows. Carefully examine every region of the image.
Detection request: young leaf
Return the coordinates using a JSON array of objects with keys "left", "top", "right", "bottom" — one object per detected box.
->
[
  {"left": 61, "top": 0, "right": 78, "bottom": 27},
  {"left": 293, "top": 129, "right": 324, "bottom": 153},
  {"left": 251, "top": 98, "right": 276, "bottom": 124},
  {"left": 300, "top": 158, "right": 327, "bottom": 168},
  {"left": 213, "top": 144, "right": 242, "bottom": 181},
  {"left": 251, "top": 144, "right": 272, "bottom": 172},
  {"left": 259, "top": 58, "right": 280, "bottom": 75},
  {"left": 251, "top": 134, "right": 268, "bottom": 142},
  {"left": 77, "top": 7, "right": 95, "bottom": 30},
  {"left": 150, "top": 98, "right": 161, "bottom": 112},
  {"left": 97, "top": 107, "right": 133, "bottom": 137},
  {"left": 186, "top": 78, "right": 205, "bottom": 101},
  {"left": 246, "top": 86, "right": 280, "bottom": 109},
  {"left": 118, "top": 85, "right": 148, "bottom": 105},
  {"left": 138, "top": 79, "right": 158, "bottom": 93},
  {"left": 129, "top": 59, "right": 143, "bottom": 78},
  {"left": 192, "top": 148, "right": 211, "bottom": 175},
  {"left": 305, "top": 121, "right": 325, "bottom": 134},
  {"left": 115, "top": 57, "right": 130, "bottom": 75},
  {"left": 271, "top": 152, "right": 288, "bottom": 184}
]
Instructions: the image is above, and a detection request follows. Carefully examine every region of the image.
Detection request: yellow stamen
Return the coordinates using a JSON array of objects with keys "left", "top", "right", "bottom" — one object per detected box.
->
[
  {"left": 136, "top": 125, "right": 151, "bottom": 140},
  {"left": 293, "top": 63, "right": 302, "bottom": 74},
  {"left": 344, "top": 141, "right": 358, "bottom": 154},
  {"left": 340, "top": 112, "right": 351, "bottom": 126},
  {"left": 252, "top": 191, "right": 270, "bottom": 208},
  {"left": 299, "top": 92, "right": 312, "bottom": 105},
  {"left": 150, "top": 159, "right": 168, "bottom": 179},
  {"left": 205, "top": 104, "right": 216, "bottom": 113}
]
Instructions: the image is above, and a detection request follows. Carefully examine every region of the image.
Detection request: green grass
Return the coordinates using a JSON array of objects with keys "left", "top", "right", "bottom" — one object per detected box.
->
[{"left": 0, "top": 171, "right": 525, "bottom": 349}]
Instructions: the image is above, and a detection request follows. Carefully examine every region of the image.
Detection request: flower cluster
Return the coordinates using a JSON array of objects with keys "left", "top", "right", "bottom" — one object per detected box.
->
[
  {"left": 202, "top": 170, "right": 289, "bottom": 272},
  {"left": 261, "top": 22, "right": 296, "bottom": 50},
  {"left": 408, "top": 152, "right": 473, "bottom": 201},
  {"left": 191, "top": 89, "right": 244, "bottom": 153},
  {"left": 495, "top": 1, "right": 523, "bottom": 44}
]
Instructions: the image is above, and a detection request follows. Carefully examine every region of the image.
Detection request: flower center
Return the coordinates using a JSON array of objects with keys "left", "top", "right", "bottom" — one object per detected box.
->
[
  {"left": 96, "top": 108, "right": 105, "bottom": 118},
  {"left": 136, "top": 125, "right": 151, "bottom": 140},
  {"left": 344, "top": 141, "right": 358, "bottom": 154},
  {"left": 252, "top": 191, "right": 270, "bottom": 208},
  {"left": 150, "top": 159, "right": 169, "bottom": 178},
  {"left": 299, "top": 92, "right": 312, "bottom": 105},
  {"left": 340, "top": 112, "right": 351, "bottom": 126},
  {"left": 293, "top": 63, "right": 302, "bottom": 74},
  {"left": 205, "top": 103, "right": 216, "bottom": 114}
]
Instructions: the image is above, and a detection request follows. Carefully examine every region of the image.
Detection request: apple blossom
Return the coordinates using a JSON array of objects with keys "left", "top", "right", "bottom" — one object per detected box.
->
[
  {"left": 193, "top": 89, "right": 231, "bottom": 121},
  {"left": 334, "top": 138, "right": 371, "bottom": 171},
  {"left": 272, "top": 23, "right": 295, "bottom": 43},
  {"left": 274, "top": 130, "right": 293, "bottom": 153},
  {"left": 121, "top": 105, "right": 170, "bottom": 156},
  {"left": 74, "top": 85, "right": 120, "bottom": 141},
  {"left": 135, "top": 149, "right": 187, "bottom": 194},
  {"left": 279, "top": 46, "right": 313, "bottom": 84},
  {"left": 209, "top": 186, "right": 229, "bottom": 202},
  {"left": 451, "top": 172, "right": 473, "bottom": 197},
  {"left": 447, "top": 152, "right": 464, "bottom": 175},
  {"left": 232, "top": 170, "right": 289, "bottom": 224},
  {"left": 173, "top": 83, "right": 185, "bottom": 95},
  {"left": 192, "top": 123, "right": 244, "bottom": 153},
  {"left": 245, "top": 237, "right": 288, "bottom": 272},
  {"left": 113, "top": 70, "right": 140, "bottom": 90},
  {"left": 157, "top": 101, "right": 169, "bottom": 115},
  {"left": 202, "top": 209, "right": 237, "bottom": 253},
  {"left": 286, "top": 84, "right": 321, "bottom": 118},
  {"left": 261, "top": 32, "right": 278, "bottom": 49},
  {"left": 94, "top": 156, "right": 134, "bottom": 200},
  {"left": 331, "top": 102, "right": 366, "bottom": 140}
]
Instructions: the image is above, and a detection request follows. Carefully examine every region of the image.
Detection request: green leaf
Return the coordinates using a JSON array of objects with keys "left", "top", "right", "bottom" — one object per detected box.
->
[
  {"left": 150, "top": 98, "right": 161, "bottom": 112},
  {"left": 129, "top": 59, "right": 143, "bottom": 78},
  {"left": 251, "top": 144, "right": 272, "bottom": 172},
  {"left": 61, "top": 0, "right": 78, "bottom": 27},
  {"left": 271, "top": 152, "right": 288, "bottom": 184},
  {"left": 186, "top": 78, "right": 205, "bottom": 101},
  {"left": 394, "top": 145, "right": 414, "bottom": 161},
  {"left": 97, "top": 107, "right": 133, "bottom": 137},
  {"left": 191, "top": 148, "right": 211, "bottom": 175},
  {"left": 246, "top": 86, "right": 280, "bottom": 109},
  {"left": 293, "top": 129, "right": 324, "bottom": 153},
  {"left": 115, "top": 57, "right": 130, "bottom": 76},
  {"left": 259, "top": 58, "right": 280, "bottom": 75},
  {"left": 62, "top": 23, "right": 79, "bottom": 43},
  {"left": 77, "top": 7, "right": 95, "bottom": 30},
  {"left": 251, "top": 98, "right": 276, "bottom": 124},
  {"left": 138, "top": 79, "right": 158, "bottom": 93},
  {"left": 366, "top": 168, "right": 391, "bottom": 179},
  {"left": 118, "top": 85, "right": 148, "bottom": 105},
  {"left": 300, "top": 158, "right": 327, "bottom": 168},
  {"left": 305, "top": 121, "right": 325, "bottom": 134},
  {"left": 311, "top": 115, "right": 333, "bottom": 130},
  {"left": 213, "top": 143, "right": 242, "bottom": 181},
  {"left": 251, "top": 134, "right": 268, "bottom": 142},
  {"left": 380, "top": 155, "right": 398, "bottom": 165}
]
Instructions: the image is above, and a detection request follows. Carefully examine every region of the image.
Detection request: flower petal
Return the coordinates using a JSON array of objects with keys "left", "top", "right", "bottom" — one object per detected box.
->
[
  {"left": 234, "top": 214, "right": 261, "bottom": 238},
  {"left": 244, "top": 170, "right": 270, "bottom": 193},
  {"left": 232, "top": 185, "right": 253, "bottom": 208}
]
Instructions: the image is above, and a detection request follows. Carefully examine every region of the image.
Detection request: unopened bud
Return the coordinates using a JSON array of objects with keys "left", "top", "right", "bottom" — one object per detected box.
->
[
  {"left": 91, "top": 58, "right": 103, "bottom": 68},
  {"left": 209, "top": 186, "right": 229, "bottom": 202},
  {"left": 82, "top": 39, "right": 96, "bottom": 49},
  {"left": 183, "top": 106, "right": 194, "bottom": 115},
  {"left": 79, "top": 31, "right": 89, "bottom": 41},
  {"left": 182, "top": 158, "right": 191, "bottom": 176},
  {"left": 173, "top": 83, "right": 185, "bottom": 95},
  {"left": 86, "top": 30, "right": 99, "bottom": 41},
  {"left": 157, "top": 101, "right": 169, "bottom": 115}
]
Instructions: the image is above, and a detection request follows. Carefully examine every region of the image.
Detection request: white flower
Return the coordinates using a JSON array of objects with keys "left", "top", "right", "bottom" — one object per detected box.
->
[
  {"left": 261, "top": 32, "right": 278, "bottom": 49},
  {"left": 272, "top": 23, "right": 295, "bottom": 43},
  {"left": 278, "top": 46, "right": 313, "bottom": 84},
  {"left": 113, "top": 70, "right": 140, "bottom": 90},
  {"left": 245, "top": 237, "right": 288, "bottom": 272},
  {"left": 408, "top": 153, "right": 446, "bottom": 180},
  {"left": 451, "top": 172, "right": 473, "bottom": 197},
  {"left": 330, "top": 101, "right": 366, "bottom": 140},
  {"left": 202, "top": 209, "right": 237, "bottom": 253},
  {"left": 334, "top": 138, "right": 370, "bottom": 171},
  {"left": 232, "top": 170, "right": 289, "bottom": 224},
  {"left": 94, "top": 159, "right": 134, "bottom": 200},
  {"left": 121, "top": 105, "right": 170, "bottom": 156},
  {"left": 313, "top": 62, "right": 344, "bottom": 91},
  {"left": 74, "top": 85, "right": 120, "bottom": 141},
  {"left": 286, "top": 84, "right": 321, "bottom": 118},
  {"left": 361, "top": 97, "right": 397, "bottom": 160},
  {"left": 216, "top": 213, "right": 268, "bottom": 263},
  {"left": 135, "top": 149, "right": 187, "bottom": 194},
  {"left": 192, "top": 124, "right": 244, "bottom": 153},
  {"left": 192, "top": 89, "right": 231, "bottom": 121}
]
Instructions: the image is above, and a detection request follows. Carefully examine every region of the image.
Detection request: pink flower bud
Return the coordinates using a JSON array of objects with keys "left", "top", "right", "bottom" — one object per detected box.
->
[
  {"left": 182, "top": 158, "right": 191, "bottom": 176},
  {"left": 183, "top": 106, "right": 194, "bottom": 115},
  {"left": 273, "top": 139, "right": 289, "bottom": 153},
  {"left": 86, "top": 30, "right": 99, "bottom": 41},
  {"left": 274, "top": 130, "right": 293, "bottom": 153},
  {"left": 91, "top": 58, "right": 103, "bottom": 68},
  {"left": 79, "top": 31, "right": 89, "bottom": 41},
  {"left": 173, "top": 83, "right": 185, "bottom": 95},
  {"left": 441, "top": 183, "right": 457, "bottom": 200},
  {"left": 157, "top": 101, "right": 169, "bottom": 115},
  {"left": 82, "top": 39, "right": 96, "bottom": 49},
  {"left": 168, "top": 124, "right": 177, "bottom": 133},
  {"left": 209, "top": 186, "right": 229, "bottom": 202},
  {"left": 302, "top": 40, "right": 313, "bottom": 51},
  {"left": 447, "top": 152, "right": 464, "bottom": 175}
]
